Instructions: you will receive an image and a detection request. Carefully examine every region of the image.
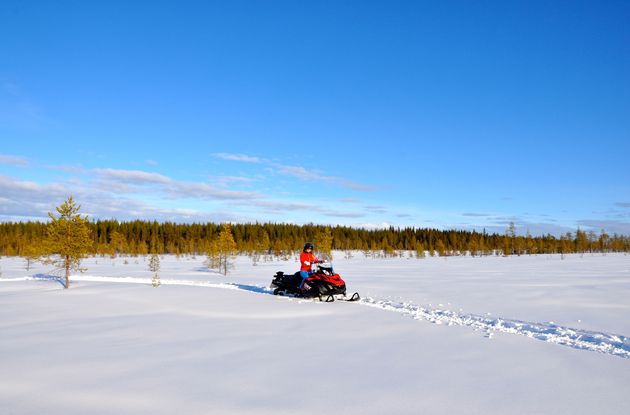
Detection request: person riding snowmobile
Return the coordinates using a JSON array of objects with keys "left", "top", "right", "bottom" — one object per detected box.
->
[
  {"left": 270, "top": 242, "right": 360, "bottom": 302},
  {"left": 299, "top": 242, "right": 321, "bottom": 289}
]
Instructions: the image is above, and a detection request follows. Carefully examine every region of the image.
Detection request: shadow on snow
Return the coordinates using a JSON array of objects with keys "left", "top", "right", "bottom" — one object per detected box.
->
[{"left": 32, "top": 274, "right": 66, "bottom": 288}]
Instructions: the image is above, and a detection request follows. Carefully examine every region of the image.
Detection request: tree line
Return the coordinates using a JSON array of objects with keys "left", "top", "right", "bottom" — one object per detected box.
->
[
  {"left": 1, "top": 217, "right": 628, "bottom": 258},
  {"left": 7, "top": 197, "right": 626, "bottom": 289}
]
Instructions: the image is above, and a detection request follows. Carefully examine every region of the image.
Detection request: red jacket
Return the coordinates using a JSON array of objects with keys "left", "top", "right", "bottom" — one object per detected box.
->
[{"left": 300, "top": 251, "right": 318, "bottom": 272}]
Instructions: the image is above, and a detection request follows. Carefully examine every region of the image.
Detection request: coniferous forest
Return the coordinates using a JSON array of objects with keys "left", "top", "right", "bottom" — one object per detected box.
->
[{"left": 0, "top": 220, "right": 628, "bottom": 258}]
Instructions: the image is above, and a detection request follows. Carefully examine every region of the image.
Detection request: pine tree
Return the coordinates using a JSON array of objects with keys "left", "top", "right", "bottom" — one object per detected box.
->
[
  {"left": 22, "top": 242, "right": 43, "bottom": 271},
  {"left": 502, "top": 235, "right": 511, "bottom": 257},
  {"left": 42, "top": 196, "right": 93, "bottom": 289},
  {"left": 109, "top": 230, "right": 126, "bottom": 258},
  {"left": 506, "top": 222, "right": 517, "bottom": 256},
  {"left": 204, "top": 239, "right": 219, "bottom": 270},
  {"left": 468, "top": 236, "right": 478, "bottom": 257},
  {"left": 575, "top": 228, "right": 588, "bottom": 255},
  {"left": 314, "top": 227, "right": 333, "bottom": 258},
  {"left": 415, "top": 242, "right": 426, "bottom": 259},
  {"left": 435, "top": 239, "right": 447, "bottom": 257},
  {"left": 206, "top": 223, "right": 237, "bottom": 275},
  {"left": 252, "top": 228, "right": 270, "bottom": 265},
  {"left": 587, "top": 230, "right": 597, "bottom": 253},
  {"left": 598, "top": 229, "right": 610, "bottom": 254}
]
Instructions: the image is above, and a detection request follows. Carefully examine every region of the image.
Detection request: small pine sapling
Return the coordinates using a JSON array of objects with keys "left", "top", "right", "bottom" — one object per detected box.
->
[{"left": 149, "top": 252, "right": 161, "bottom": 287}]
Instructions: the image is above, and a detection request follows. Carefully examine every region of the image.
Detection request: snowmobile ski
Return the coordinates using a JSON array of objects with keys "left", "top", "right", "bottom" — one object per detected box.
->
[{"left": 345, "top": 292, "right": 361, "bottom": 302}]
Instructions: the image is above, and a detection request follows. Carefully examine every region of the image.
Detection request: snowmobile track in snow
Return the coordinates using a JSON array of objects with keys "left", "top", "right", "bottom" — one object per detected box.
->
[
  {"left": 4, "top": 274, "right": 630, "bottom": 359},
  {"left": 358, "top": 297, "right": 630, "bottom": 360}
]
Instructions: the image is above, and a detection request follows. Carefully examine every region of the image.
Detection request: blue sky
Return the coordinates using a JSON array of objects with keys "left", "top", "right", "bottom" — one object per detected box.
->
[{"left": 1, "top": 0, "right": 629, "bottom": 235}]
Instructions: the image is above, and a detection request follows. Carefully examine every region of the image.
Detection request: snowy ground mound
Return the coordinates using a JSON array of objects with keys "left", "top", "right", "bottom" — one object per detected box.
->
[{"left": 1, "top": 253, "right": 629, "bottom": 414}]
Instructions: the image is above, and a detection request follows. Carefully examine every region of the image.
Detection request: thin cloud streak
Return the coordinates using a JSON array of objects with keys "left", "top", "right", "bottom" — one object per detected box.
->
[
  {"left": 212, "top": 152, "right": 376, "bottom": 192},
  {"left": 250, "top": 200, "right": 366, "bottom": 219},
  {"left": 275, "top": 164, "right": 376, "bottom": 192},
  {"left": 45, "top": 164, "right": 87, "bottom": 174},
  {"left": 462, "top": 212, "right": 491, "bottom": 217},
  {"left": 212, "top": 153, "right": 262, "bottom": 163},
  {"left": 93, "top": 168, "right": 264, "bottom": 201},
  {"left": 94, "top": 168, "right": 172, "bottom": 185},
  {"left": 364, "top": 205, "right": 387, "bottom": 214},
  {"left": 0, "top": 154, "right": 29, "bottom": 166},
  {"left": 164, "top": 182, "right": 262, "bottom": 201}
]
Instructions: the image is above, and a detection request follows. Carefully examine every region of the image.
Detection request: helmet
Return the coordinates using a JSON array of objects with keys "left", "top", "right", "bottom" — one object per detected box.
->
[{"left": 303, "top": 242, "right": 314, "bottom": 251}]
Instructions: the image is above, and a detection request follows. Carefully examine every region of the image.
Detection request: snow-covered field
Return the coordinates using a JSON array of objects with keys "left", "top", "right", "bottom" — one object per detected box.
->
[{"left": 1, "top": 253, "right": 629, "bottom": 414}]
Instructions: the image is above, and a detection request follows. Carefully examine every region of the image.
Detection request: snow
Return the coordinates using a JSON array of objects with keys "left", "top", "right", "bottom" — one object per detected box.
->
[{"left": 1, "top": 253, "right": 630, "bottom": 414}]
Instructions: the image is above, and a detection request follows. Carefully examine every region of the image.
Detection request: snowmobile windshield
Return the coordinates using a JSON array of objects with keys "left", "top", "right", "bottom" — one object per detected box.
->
[{"left": 317, "top": 253, "right": 332, "bottom": 263}]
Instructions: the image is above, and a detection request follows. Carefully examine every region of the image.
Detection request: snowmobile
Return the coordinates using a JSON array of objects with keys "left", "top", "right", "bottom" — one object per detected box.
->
[{"left": 270, "top": 255, "right": 360, "bottom": 302}]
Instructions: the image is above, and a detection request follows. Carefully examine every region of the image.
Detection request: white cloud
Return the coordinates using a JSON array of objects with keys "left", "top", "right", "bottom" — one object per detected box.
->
[
  {"left": 0, "top": 175, "right": 78, "bottom": 219},
  {"left": 0, "top": 159, "right": 380, "bottom": 226},
  {"left": 576, "top": 220, "right": 630, "bottom": 235},
  {"left": 0, "top": 173, "right": 255, "bottom": 223},
  {"left": 7, "top": 167, "right": 627, "bottom": 235},
  {"left": 0, "top": 175, "right": 68, "bottom": 198}
]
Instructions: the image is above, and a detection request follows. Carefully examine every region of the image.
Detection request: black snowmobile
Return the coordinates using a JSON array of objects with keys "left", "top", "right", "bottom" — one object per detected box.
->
[{"left": 270, "top": 256, "right": 360, "bottom": 302}]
